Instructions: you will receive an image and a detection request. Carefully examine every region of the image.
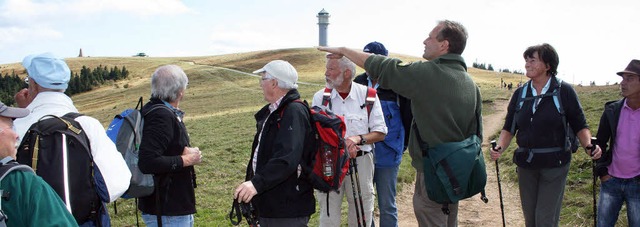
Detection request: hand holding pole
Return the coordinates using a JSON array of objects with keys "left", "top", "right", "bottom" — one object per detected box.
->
[{"left": 492, "top": 140, "right": 506, "bottom": 227}]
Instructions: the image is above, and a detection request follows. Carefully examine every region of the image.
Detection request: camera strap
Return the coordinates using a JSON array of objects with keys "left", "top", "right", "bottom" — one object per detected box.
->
[{"left": 229, "top": 199, "right": 243, "bottom": 225}]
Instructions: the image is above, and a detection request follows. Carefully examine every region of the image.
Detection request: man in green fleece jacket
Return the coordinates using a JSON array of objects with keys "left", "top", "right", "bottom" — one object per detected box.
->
[{"left": 319, "top": 20, "right": 482, "bottom": 227}]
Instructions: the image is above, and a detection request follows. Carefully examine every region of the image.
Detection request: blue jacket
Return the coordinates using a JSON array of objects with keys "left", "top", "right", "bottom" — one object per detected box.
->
[{"left": 354, "top": 73, "right": 412, "bottom": 167}]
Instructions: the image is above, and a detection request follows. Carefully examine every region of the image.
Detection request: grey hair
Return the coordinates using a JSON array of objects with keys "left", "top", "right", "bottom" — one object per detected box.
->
[
  {"left": 151, "top": 65, "right": 188, "bottom": 102},
  {"left": 273, "top": 77, "right": 298, "bottom": 90},
  {"left": 334, "top": 55, "right": 356, "bottom": 80}
]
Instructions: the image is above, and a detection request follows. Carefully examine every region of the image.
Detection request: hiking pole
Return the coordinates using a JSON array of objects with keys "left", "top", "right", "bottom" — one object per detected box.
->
[
  {"left": 351, "top": 157, "right": 367, "bottom": 227},
  {"left": 491, "top": 140, "right": 506, "bottom": 227},
  {"left": 348, "top": 158, "right": 364, "bottom": 227},
  {"left": 590, "top": 137, "right": 597, "bottom": 227}
]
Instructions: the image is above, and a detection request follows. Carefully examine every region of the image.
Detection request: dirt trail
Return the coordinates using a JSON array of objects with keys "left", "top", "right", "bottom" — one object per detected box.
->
[{"left": 395, "top": 99, "right": 525, "bottom": 227}]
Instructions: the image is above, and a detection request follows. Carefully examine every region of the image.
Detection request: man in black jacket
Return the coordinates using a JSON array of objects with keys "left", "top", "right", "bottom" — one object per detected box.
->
[
  {"left": 595, "top": 59, "right": 640, "bottom": 227},
  {"left": 234, "top": 60, "right": 315, "bottom": 226},
  {"left": 138, "top": 65, "right": 202, "bottom": 226}
]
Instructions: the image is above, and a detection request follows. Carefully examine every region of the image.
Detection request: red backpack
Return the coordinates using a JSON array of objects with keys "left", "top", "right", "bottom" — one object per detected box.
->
[
  {"left": 279, "top": 100, "right": 349, "bottom": 192},
  {"left": 308, "top": 86, "right": 376, "bottom": 191}
]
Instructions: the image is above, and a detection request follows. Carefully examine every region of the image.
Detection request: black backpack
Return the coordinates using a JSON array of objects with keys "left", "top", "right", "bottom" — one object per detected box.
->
[
  {"left": 511, "top": 78, "right": 580, "bottom": 153},
  {"left": 0, "top": 159, "right": 35, "bottom": 226},
  {"left": 16, "top": 113, "right": 106, "bottom": 225}
]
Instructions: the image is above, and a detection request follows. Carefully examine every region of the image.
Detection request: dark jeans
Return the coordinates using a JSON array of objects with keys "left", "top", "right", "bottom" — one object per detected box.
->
[
  {"left": 373, "top": 166, "right": 399, "bottom": 227},
  {"left": 597, "top": 177, "right": 640, "bottom": 227}
]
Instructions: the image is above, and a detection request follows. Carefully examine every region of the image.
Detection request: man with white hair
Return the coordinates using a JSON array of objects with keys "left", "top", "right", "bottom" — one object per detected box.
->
[
  {"left": 235, "top": 60, "right": 316, "bottom": 226},
  {"left": 138, "top": 65, "right": 202, "bottom": 227},
  {"left": 13, "top": 52, "right": 130, "bottom": 226},
  {"left": 313, "top": 55, "right": 387, "bottom": 227}
]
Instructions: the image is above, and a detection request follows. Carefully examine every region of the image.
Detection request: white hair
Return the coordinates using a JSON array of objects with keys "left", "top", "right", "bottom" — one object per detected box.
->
[
  {"left": 337, "top": 56, "right": 356, "bottom": 80},
  {"left": 151, "top": 65, "right": 188, "bottom": 102},
  {"left": 273, "top": 76, "right": 298, "bottom": 90}
]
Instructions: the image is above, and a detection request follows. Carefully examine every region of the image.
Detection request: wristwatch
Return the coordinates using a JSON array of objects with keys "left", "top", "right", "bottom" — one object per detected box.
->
[{"left": 359, "top": 135, "right": 367, "bottom": 145}]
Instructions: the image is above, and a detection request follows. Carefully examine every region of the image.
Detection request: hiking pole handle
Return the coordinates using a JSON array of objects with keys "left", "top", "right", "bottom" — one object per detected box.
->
[
  {"left": 590, "top": 137, "right": 597, "bottom": 227},
  {"left": 491, "top": 140, "right": 506, "bottom": 227},
  {"left": 589, "top": 137, "right": 597, "bottom": 156}
]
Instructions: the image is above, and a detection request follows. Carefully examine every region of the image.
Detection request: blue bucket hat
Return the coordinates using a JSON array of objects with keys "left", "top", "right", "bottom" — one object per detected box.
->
[
  {"left": 22, "top": 52, "right": 71, "bottom": 90},
  {"left": 363, "top": 41, "right": 388, "bottom": 56}
]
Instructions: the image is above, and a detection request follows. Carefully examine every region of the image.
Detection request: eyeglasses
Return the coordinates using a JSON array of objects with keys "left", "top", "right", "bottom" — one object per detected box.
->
[{"left": 260, "top": 76, "right": 274, "bottom": 82}]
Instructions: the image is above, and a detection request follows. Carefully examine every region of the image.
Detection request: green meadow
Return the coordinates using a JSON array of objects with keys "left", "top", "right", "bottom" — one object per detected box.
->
[{"left": 1, "top": 48, "right": 622, "bottom": 226}]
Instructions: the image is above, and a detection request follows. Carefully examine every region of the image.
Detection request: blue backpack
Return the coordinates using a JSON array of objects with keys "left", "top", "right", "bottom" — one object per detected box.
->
[{"left": 106, "top": 97, "right": 170, "bottom": 198}]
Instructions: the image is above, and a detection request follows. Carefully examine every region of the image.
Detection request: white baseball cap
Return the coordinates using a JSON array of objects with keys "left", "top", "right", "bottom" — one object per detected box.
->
[{"left": 253, "top": 60, "right": 298, "bottom": 89}]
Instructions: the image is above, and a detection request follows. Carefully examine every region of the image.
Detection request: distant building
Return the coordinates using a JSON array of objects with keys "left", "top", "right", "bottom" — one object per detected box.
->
[
  {"left": 134, "top": 53, "right": 148, "bottom": 57},
  {"left": 317, "top": 9, "right": 330, "bottom": 46},
  {"left": 78, "top": 48, "right": 83, "bottom": 57}
]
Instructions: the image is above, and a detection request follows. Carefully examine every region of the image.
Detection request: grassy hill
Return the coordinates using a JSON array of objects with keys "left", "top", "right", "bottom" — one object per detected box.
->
[{"left": 1, "top": 48, "right": 621, "bottom": 226}]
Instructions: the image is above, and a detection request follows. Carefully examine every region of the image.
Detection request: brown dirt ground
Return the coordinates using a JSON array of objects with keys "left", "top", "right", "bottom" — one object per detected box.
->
[{"left": 393, "top": 99, "right": 525, "bottom": 227}]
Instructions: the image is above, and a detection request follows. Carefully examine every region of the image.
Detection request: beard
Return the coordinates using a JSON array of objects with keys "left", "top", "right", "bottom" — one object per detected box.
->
[{"left": 325, "top": 76, "right": 344, "bottom": 89}]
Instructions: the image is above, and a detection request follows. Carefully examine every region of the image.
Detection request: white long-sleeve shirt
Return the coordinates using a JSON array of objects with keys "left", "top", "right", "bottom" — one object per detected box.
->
[{"left": 312, "top": 83, "right": 388, "bottom": 152}]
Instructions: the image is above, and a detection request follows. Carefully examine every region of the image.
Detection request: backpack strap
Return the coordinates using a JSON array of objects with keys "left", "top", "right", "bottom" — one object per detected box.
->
[
  {"left": 510, "top": 81, "right": 529, "bottom": 135},
  {"left": 135, "top": 96, "right": 144, "bottom": 110},
  {"left": 364, "top": 87, "right": 376, "bottom": 117},
  {"left": 143, "top": 104, "right": 174, "bottom": 117},
  {"left": 0, "top": 159, "right": 35, "bottom": 226},
  {"left": 510, "top": 78, "right": 572, "bottom": 151},
  {"left": 0, "top": 159, "right": 35, "bottom": 180},
  {"left": 323, "top": 86, "right": 377, "bottom": 118},
  {"left": 29, "top": 114, "right": 93, "bottom": 170},
  {"left": 551, "top": 79, "right": 568, "bottom": 131},
  {"left": 277, "top": 99, "right": 308, "bottom": 129},
  {"left": 322, "top": 87, "right": 333, "bottom": 110},
  {"left": 511, "top": 79, "right": 562, "bottom": 134}
]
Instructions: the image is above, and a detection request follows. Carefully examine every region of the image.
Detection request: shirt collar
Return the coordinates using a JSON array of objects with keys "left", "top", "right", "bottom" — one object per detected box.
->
[
  {"left": 366, "top": 74, "right": 379, "bottom": 90},
  {"left": 161, "top": 100, "right": 185, "bottom": 119},
  {"left": 622, "top": 99, "right": 638, "bottom": 111},
  {"left": 0, "top": 156, "right": 14, "bottom": 165},
  {"left": 530, "top": 77, "right": 553, "bottom": 96},
  {"left": 269, "top": 96, "right": 285, "bottom": 113}
]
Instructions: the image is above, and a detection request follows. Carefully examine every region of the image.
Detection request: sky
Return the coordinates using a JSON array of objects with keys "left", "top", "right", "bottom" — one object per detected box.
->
[{"left": 1, "top": 0, "right": 639, "bottom": 86}]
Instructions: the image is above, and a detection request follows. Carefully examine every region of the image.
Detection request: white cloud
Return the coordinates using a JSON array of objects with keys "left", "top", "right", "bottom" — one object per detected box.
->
[
  {"left": 0, "top": 0, "right": 194, "bottom": 61},
  {"left": 207, "top": 23, "right": 315, "bottom": 54},
  {"left": 0, "top": 0, "right": 192, "bottom": 21},
  {"left": 0, "top": 0, "right": 58, "bottom": 25},
  {"left": 67, "top": 0, "right": 193, "bottom": 17},
  {"left": 0, "top": 26, "right": 63, "bottom": 49}
]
